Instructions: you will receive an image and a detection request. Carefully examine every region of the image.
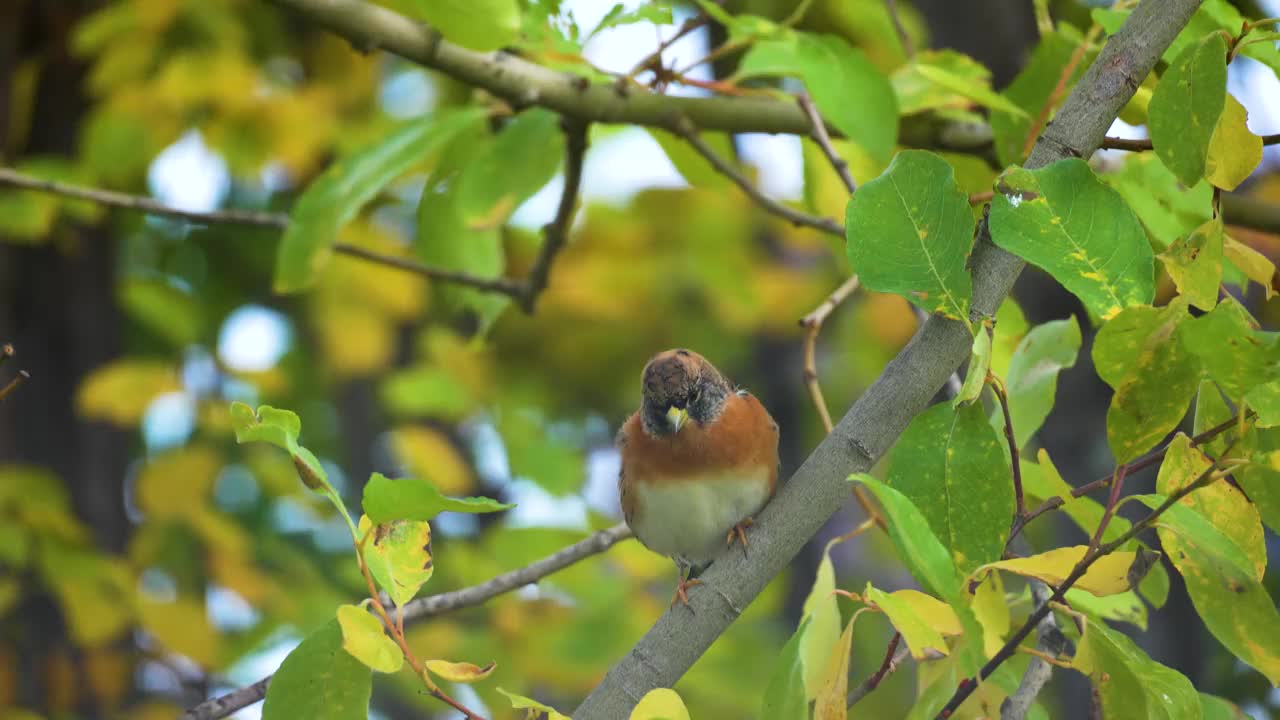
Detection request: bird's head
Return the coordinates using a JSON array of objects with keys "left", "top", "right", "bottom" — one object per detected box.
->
[{"left": 640, "top": 348, "right": 731, "bottom": 437}]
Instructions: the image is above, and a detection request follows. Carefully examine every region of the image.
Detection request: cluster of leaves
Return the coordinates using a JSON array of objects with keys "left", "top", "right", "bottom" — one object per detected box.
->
[{"left": 748, "top": 7, "right": 1280, "bottom": 720}]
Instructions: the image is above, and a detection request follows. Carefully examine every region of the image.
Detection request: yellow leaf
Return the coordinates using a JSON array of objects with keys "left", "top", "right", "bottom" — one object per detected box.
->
[
  {"left": 44, "top": 550, "right": 134, "bottom": 646},
  {"left": 337, "top": 603, "right": 403, "bottom": 673},
  {"left": 312, "top": 302, "right": 395, "bottom": 377},
  {"left": 136, "top": 445, "right": 221, "bottom": 518},
  {"left": 137, "top": 594, "right": 221, "bottom": 666},
  {"left": 1156, "top": 433, "right": 1266, "bottom": 579},
  {"left": 865, "top": 585, "right": 954, "bottom": 660},
  {"left": 359, "top": 515, "right": 434, "bottom": 607},
  {"left": 972, "top": 571, "right": 1009, "bottom": 659},
  {"left": 75, "top": 359, "right": 179, "bottom": 426},
  {"left": 391, "top": 426, "right": 476, "bottom": 495},
  {"left": 1206, "top": 94, "right": 1263, "bottom": 191},
  {"left": 86, "top": 646, "right": 132, "bottom": 709},
  {"left": 629, "top": 688, "right": 690, "bottom": 720},
  {"left": 801, "top": 541, "right": 841, "bottom": 699},
  {"left": 496, "top": 687, "right": 571, "bottom": 720},
  {"left": 976, "top": 546, "right": 1138, "bottom": 596},
  {"left": 813, "top": 615, "right": 856, "bottom": 720},
  {"left": 425, "top": 658, "right": 496, "bottom": 683},
  {"left": 1223, "top": 234, "right": 1277, "bottom": 300}
]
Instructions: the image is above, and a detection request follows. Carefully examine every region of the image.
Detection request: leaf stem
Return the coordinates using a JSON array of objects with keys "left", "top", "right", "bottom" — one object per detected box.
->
[{"left": 989, "top": 375, "right": 1025, "bottom": 521}]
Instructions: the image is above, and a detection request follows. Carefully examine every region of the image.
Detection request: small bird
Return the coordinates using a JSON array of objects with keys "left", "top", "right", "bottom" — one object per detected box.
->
[{"left": 618, "top": 349, "right": 780, "bottom": 605}]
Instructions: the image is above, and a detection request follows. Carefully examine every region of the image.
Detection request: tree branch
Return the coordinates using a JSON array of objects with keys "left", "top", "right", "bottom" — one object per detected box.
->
[
  {"left": 0, "top": 167, "right": 528, "bottom": 298},
  {"left": 520, "top": 118, "right": 589, "bottom": 312},
  {"left": 180, "top": 524, "right": 632, "bottom": 720},
  {"left": 1101, "top": 132, "right": 1280, "bottom": 152},
  {"left": 797, "top": 92, "right": 856, "bottom": 194},
  {"left": 575, "top": 0, "right": 1199, "bottom": 715},
  {"left": 1000, "top": 581, "right": 1065, "bottom": 720},
  {"left": 670, "top": 117, "right": 845, "bottom": 236}
]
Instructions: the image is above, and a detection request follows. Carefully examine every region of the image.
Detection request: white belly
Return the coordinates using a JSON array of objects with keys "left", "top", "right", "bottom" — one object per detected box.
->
[{"left": 630, "top": 469, "right": 772, "bottom": 565}]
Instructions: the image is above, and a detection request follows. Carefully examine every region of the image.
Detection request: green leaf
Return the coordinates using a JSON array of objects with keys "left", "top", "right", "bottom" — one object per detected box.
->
[
  {"left": 647, "top": 129, "right": 735, "bottom": 190},
  {"left": 275, "top": 109, "right": 486, "bottom": 292},
  {"left": 1064, "top": 587, "right": 1147, "bottom": 630},
  {"left": 455, "top": 109, "right": 564, "bottom": 229},
  {"left": 1200, "top": 693, "right": 1250, "bottom": 720},
  {"left": 1020, "top": 450, "right": 1129, "bottom": 545},
  {"left": 1181, "top": 297, "right": 1280, "bottom": 398},
  {"left": 864, "top": 585, "right": 955, "bottom": 659},
  {"left": 405, "top": 0, "right": 521, "bottom": 51},
  {"left": 590, "top": 2, "right": 674, "bottom": 36},
  {"left": 362, "top": 473, "right": 512, "bottom": 524},
  {"left": 845, "top": 150, "right": 974, "bottom": 320},
  {"left": 989, "top": 159, "right": 1155, "bottom": 321},
  {"left": 1092, "top": 301, "right": 1199, "bottom": 462},
  {"left": 1155, "top": 434, "right": 1266, "bottom": 579},
  {"left": 497, "top": 688, "right": 570, "bottom": 720},
  {"left": 1223, "top": 233, "right": 1278, "bottom": 299},
  {"left": 761, "top": 616, "right": 810, "bottom": 720},
  {"left": 1148, "top": 32, "right": 1228, "bottom": 187},
  {"left": 1243, "top": 428, "right": 1280, "bottom": 535},
  {"left": 1206, "top": 94, "right": 1262, "bottom": 191},
  {"left": 1159, "top": 219, "right": 1223, "bottom": 311},
  {"left": 740, "top": 32, "right": 898, "bottom": 164},
  {"left": 989, "top": 29, "right": 1083, "bottom": 166},
  {"left": 892, "top": 50, "right": 1027, "bottom": 117},
  {"left": 1075, "top": 617, "right": 1200, "bottom": 720},
  {"left": 229, "top": 402, "right": 336, "bottom": 498},
  {"left": 359, "top": 516, "right": 435, "bottom": 607},
  {"left": 336, "top": 604, "right": 402, "bottom": 673},
  {"left": 1136, "top": 495, "right": 1280, "bottom": 685},
  {"left": 1003, "top": 316, "right": 1081, "bottom": 449},
  {"left": 954, "top": 324, "right": 992, "bottom": 407},
  {"left": 990, "top": 298, "right": 1030, "bottom": 378},
  {"left": 886, "top": 402, "right": 1013, "bottom": 575},
  {"left": 416, "top": 121, "right": 510, "bottom": 331},
  {"left": 799, "top": 541, "right": 841, "bottom": 699},
  {"left": 262, "top": 619, "right": 371, "bottom": 720},
  {"left": 1105, "top": 154, "right": 1212, "bottom": 249}
]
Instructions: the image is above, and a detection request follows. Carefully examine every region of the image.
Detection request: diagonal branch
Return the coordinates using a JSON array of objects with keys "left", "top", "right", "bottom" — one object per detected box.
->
[
  {"left": 179, "top": 524, "right": 632, "bottom": 720},
  {"left": 670, "top": 117, "right": 845, "bottom": 237},
  {"left": 575, "top": 0, "right": 1201, "bottom": 716},
  {"left": 0, "top": 167, "right": 526, "bottom": 298},
  {"left": 521, "top": 119, "right": 589, "bottom": 312}
]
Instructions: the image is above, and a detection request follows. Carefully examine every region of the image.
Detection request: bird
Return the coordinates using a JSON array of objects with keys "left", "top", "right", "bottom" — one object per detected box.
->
[{"left": 617, "top": 348, "right": 780, "bottom": 605}]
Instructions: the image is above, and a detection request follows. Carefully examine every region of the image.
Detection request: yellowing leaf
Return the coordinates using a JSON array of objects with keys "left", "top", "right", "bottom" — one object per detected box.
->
[
  {"left": 496, "top": 688, "right": 570, "bottom": 720},
  {"left": 76, "top": 359, "right": 179, "bottom": 426},
  {"left": 813, "top": 616, "right": 856, "bottom": 720},
  {"left": 312, "top": 303, "right": 396, "bottom": 377},
  {"left": 977, "top": 546, "right": 1137, "bottom": 596},
  {"left": 800, "top": 539, "right": 842, "bottom": 699},
  {"left": 359, "top": 515, "right": 434, "bottom": 607},
  {"left": 337, "top": 604, "right": 403, "bottom": 673},
  {"left": 865, "top": 585, "right": 956, "bottom": 659},
  {"left": 42, "top": 548, "right": 134, "bottom": 645},
  {"left": 1206, "top": 94, "right": 1262, "bottom": 190},
  {"left": 136, "top": 445, "right": 222, "bottom": 518},
  {"left": 391, "top": 426, "right": 476, "bottom": 495},
  {"left": 1223, "top": 234, "right": 1277, "bottom": 299},
  {"left": 972, "top": 571, "right": 1009, "bottom": 658},
  {"left": 424, "top": 658, "right": 496, "bottom": 683},
  {"left": 138, "top": 594, "right": 221, "bottom": 666},
  {"left": 630, "top": 688, "right": 690, "bottom": 720}
]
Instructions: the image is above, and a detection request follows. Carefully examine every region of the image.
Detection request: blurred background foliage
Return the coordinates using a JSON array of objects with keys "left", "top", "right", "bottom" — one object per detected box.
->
[{"left": 0, "top": 0, "right": 1279, "bottom": 718}]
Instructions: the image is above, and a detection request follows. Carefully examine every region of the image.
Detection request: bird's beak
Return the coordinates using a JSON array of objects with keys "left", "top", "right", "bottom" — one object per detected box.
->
[{"left": 666, "top": 406, "right": 689, "bottom": 433}]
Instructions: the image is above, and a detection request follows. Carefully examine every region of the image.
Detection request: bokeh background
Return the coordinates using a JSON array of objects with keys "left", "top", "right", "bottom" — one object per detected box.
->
[{"left": 2, "top": 0, "right": 1280, "bottom": 717}]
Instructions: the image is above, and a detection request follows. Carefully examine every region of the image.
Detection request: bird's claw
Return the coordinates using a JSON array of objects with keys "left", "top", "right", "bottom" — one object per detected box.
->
[
  {"left": 726, "top": 517, "right": 754, "bottom": 553},
  {"left": 672, "top": 577, "right": 703, "bottom": 607}
]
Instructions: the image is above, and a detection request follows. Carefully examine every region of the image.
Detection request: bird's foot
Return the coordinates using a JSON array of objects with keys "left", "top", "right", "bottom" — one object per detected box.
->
[
  {"left": 671, "top": 577, "right": 703, "bottom": 607},
  {"left": 726, "top": 517, "right": 755, "bottom": 553}
]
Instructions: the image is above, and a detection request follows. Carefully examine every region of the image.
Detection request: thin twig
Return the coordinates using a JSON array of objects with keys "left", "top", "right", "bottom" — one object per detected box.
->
[
  {"left": 990, "top": 376, "right": 1025, "bottom": 520},
  {"left": 1020, "top": 24, "right": 1102, "bottom": 159},
  {"left": 799, "top": 276, "right": 862, "bottom": 433},
  {"left": 0, "top": 167, "right": 530, "bottom": 300},
  {"left": 1006, "top": 412, "right": 1245, "bottom": 546},
  {"left": 670, "top": 117, "right": 845, "bottom": 237},
  {"left": 180, "top": 525, "right": 632, "bottom": 720},
  {"left": 1102, "top": 132, "right": 1280, "bottom": 151},
  {"left": 969, "top": 191, "right": 993, "bottom": 206},
  {"left": 935, "top": 441, "right": 1236, "bottom": 717},
  {"left": 0, "top": 371, "right": 29, "bottom": 403},
  {"left": 847, "top": 632, "right": 906, "bottom": 707},
  {"left": 797, "top": 93, "right": 856, "bottom": 193},
  {"left": 521, "top": 119, "right": 589, "bottom": 312},
  {"left": 884, "top": 0, "right": 915, "bottom": 58},
  {"left": 1087, "top": 464, "right": 1128, "bottom": 552},
  {"left": 625, "top": 15, "right": 709, "bottom": 83},
  {"left": 798, "top": 276, "right": 885, "bottom": 529}
]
